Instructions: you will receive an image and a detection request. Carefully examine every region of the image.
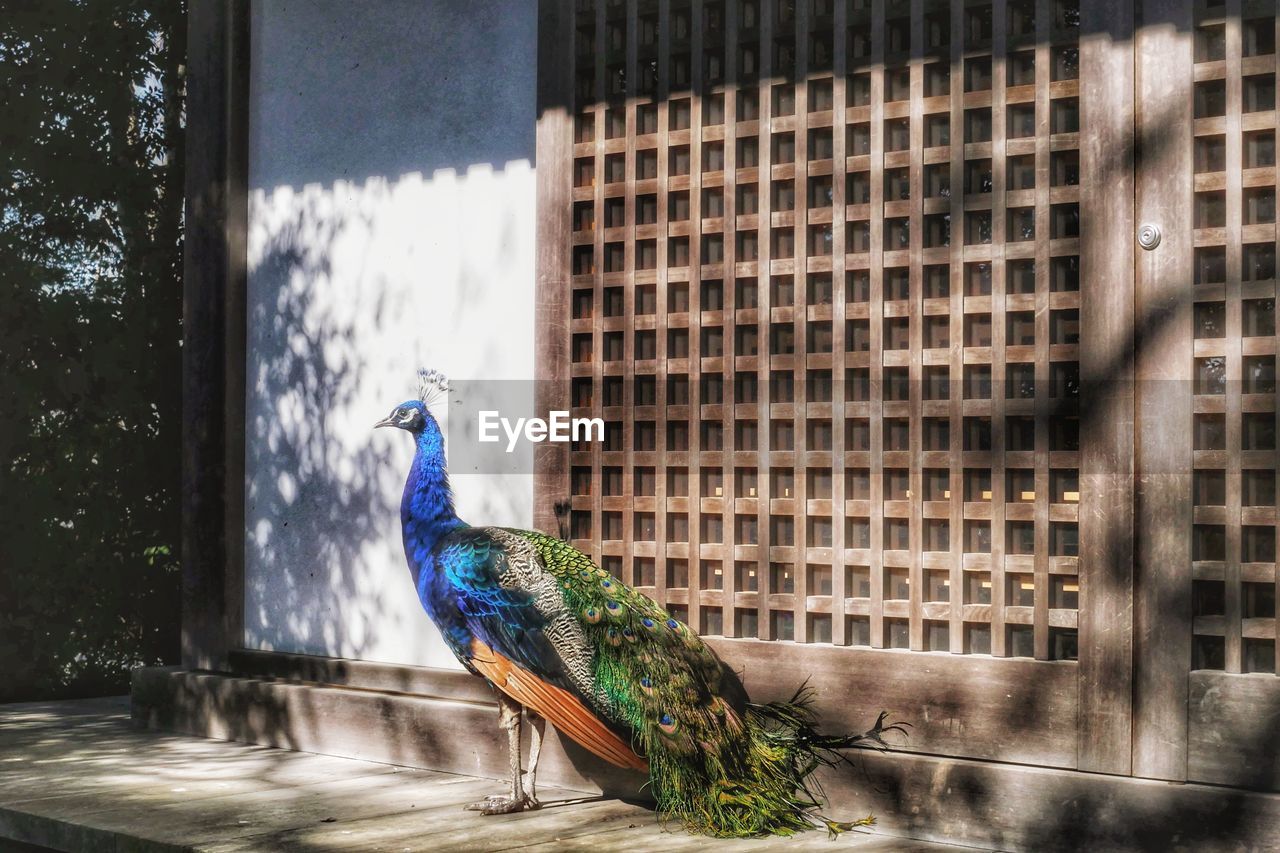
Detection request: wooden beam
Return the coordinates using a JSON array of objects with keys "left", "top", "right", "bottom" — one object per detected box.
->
[
  {"left": 181, "top": 0, "right": 249, "bottom": 672},
  {"left": 225, "top": 644, "right": 1077, "bottom": 768},
  {"left": 227, "top": 649, "right": 492, "bottom": 703},
  {"left": 534, "top": 0, "right": 575, "bottom": 537},
  {"left": 1133, "top": 0, "right": 1195, "bottom": 782},
  {"left": 1077, "top": 0, "right": 1136, "bottom": 775}
]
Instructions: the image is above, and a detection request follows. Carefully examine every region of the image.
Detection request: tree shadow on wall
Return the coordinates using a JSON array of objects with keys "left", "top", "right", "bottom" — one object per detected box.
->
[{"left": 243, "top": 197, "right": 401, "bottom": 666}]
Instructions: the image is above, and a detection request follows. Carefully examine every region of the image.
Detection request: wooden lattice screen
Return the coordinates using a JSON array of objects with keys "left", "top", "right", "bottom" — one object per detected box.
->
[
  {"left": 1188, "top": 0, "right": 1279, "bottom": 677},
  {"left": 563, "top": 0, "right": 1085, "bottom": 659}
]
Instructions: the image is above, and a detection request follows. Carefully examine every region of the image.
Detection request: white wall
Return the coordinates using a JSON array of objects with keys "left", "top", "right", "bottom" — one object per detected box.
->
[{"left": 243, "top": 0, "right": 537, "bottom": 668}]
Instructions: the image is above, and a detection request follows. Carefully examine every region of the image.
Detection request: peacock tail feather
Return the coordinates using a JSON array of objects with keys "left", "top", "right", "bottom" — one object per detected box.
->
[{"left": 512, "top": 528, "right": 901, "bottom": 838}]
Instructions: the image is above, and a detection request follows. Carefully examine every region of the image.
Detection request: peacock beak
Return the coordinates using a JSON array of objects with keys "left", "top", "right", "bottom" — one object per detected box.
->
[{"left": 373, "top": 415, "right": 397, "bottom": 430}]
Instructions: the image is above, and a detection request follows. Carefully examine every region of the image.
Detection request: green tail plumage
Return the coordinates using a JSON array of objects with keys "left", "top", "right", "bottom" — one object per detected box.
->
[
  {"left": 650, "top": 688, "right": 902, "bottom": 838},
  {"left": 515, "top": 529, "right": 908, "bottom": 839}
]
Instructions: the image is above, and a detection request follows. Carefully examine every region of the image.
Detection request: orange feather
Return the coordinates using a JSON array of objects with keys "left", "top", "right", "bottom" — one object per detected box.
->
[{"left": 469, "top": 638, "right": 649, "bottom": 773}]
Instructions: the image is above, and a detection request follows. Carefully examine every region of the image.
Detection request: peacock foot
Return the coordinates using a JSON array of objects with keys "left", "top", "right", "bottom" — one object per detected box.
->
[{"left": 464, "top": 793, "right": 540, "bottom": 814}]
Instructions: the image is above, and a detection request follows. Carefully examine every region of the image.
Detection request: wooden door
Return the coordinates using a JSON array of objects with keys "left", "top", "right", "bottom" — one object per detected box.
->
[
  {"left": 537, "top": 0, "right": 1133, "bottom": 779},
  {"left": 1134, "top": 0, "right": 1280, "bottom": 791}
]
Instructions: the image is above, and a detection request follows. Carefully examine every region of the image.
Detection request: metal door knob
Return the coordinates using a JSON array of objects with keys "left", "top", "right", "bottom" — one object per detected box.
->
[{"left": 1137, "top": 223, "right": 1161, "bottom": 250}]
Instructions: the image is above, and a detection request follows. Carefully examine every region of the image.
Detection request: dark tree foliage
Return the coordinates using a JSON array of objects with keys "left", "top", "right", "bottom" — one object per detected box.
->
[{"left": 0, "top": 1, "right": 186, "bottom": 701}]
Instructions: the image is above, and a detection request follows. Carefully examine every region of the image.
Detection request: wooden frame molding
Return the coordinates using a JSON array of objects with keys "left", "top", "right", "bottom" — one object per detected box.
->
[
  {"left": 1077, "top": 0, "right": 1136, "bottom": 775},
  {"left": 166, "top": 0, "right": 1280, "bottom": 829},
  {"left": 1133, "top": 0, "right": 1195, "bottom": 784},
  {"left": 181, "top": 0, "right": 249, "bottom": 672},
  {"left": 239, "top": 644, "right": 1080, "bottom": 767},
  {"left": 535, "top": 0, "right": 576, "bottom": 536}
]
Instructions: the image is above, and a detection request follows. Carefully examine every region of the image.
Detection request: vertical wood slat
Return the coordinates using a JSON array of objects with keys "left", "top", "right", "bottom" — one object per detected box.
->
[
  {"left": 1273, "top": 6, "right": 1280, "bottom": 682},
  {"left": 591, "top": 0, "right": 607, "bottom": 572},
  {"left": 907, "top": 0, "right": 925, "bottom": 653},
  {"left": 1222, "top": 0, "right": 1245, "bottom": 677},
  {"left": 719, "top": 0, "right": 738, "bottom": 640},
  {"left": 1030, "top": 0, "right": 1050, "bottom": 662},
  {"left": 221, "top": 1, "right": 250, "bottom": 669},
  {"left": 868, "top": 0, "right": 887, "bottom": 650},
  {"left": 689, "top": 0, "right": 707, "bottom": 632},
  {"left": 949, "top": 0, "right": 972, "bottom": 656},
  {"left": 793, "top": 0, "right": 811, "bottom": 644},
  {"left": 1133, "top": 0, "right": 1195, "bottom": 783},
  {"left": 622, "top": 0, "right": 639, "bottom": 591},
  {"left": 995, "top": 0, "right": 1009, "bottom": 658},
  {"left": 654, "top": 0, "right": 672, "bottom": 612},
  {"left": 535, "top": 0, "right": 576, "bottom": 538},
  {"left": 994, "top": 0, "right": 1014, "bottom": 660},
  {"left": 831, "top": 0, "right": 850, "bottom": 647},
  {"left": 182, "top": 0, "right": 249, "bottom": 671},
  {"left": 1077, "top": 0, "right": 1136, "bottom": 775},
  {"left": 756, "top": 0, "right": 774, "bottom": 641}
]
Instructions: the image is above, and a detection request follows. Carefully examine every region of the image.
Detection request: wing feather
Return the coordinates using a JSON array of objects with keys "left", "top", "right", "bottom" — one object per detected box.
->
[
  {"left": 509, "top": 529, "right": 750, "bottom": 762},
  {"left": 469, "top": 638, "right": 648, "bottom": 772}
]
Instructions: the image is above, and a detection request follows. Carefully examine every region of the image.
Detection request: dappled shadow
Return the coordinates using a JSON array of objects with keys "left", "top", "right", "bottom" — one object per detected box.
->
[
  {"left": 129, "top": 661, "right": 650, "bottom": 806},
  {"left": 222, "top": 648, "right": 651, "bottom": 798},
  {"left": 244, "top": 190, "right": 400, "bottom": 665},
  {"left": 242, "top": 161, "right": 539, "bottom": 672},
  {"left": 0, "top": 698, "right": 654, "bottom": 851}
]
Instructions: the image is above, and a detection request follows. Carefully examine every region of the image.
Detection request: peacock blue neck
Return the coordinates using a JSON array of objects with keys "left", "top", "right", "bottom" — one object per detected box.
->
[{"left": 401, "top": 426, "right": 465, "bottom": 580}]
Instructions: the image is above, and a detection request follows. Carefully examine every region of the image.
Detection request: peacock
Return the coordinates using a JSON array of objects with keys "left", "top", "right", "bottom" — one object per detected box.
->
[{"left": 375, "top": 369, "right": 905, "bottom": 838}]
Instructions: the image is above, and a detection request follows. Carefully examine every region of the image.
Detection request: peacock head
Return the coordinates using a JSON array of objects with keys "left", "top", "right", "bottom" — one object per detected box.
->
[
  {"left": 373, "top": 369, "right": 450, "bottom": 443},
  {"left": 373, "top": 399, "right": 432, "bottom": 434}
]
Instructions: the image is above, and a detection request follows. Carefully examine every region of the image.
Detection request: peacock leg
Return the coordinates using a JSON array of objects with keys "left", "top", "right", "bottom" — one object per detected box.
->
[
  {"left": 523, "top": 709, "right": 546, "bottom": 807},
  {"left": 465, "top": 692, "right": 534, "bottom": 814}
]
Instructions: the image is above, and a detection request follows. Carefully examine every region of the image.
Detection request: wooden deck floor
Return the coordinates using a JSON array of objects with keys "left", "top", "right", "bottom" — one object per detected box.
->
[{"left": 0, "top": 698, "right": 984, "bottom": 852}]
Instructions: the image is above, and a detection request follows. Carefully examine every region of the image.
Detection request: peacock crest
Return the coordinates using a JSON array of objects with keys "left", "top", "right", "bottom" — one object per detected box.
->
[{"left": 417, "top": 368, "right": 452, "bottom": 407}]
